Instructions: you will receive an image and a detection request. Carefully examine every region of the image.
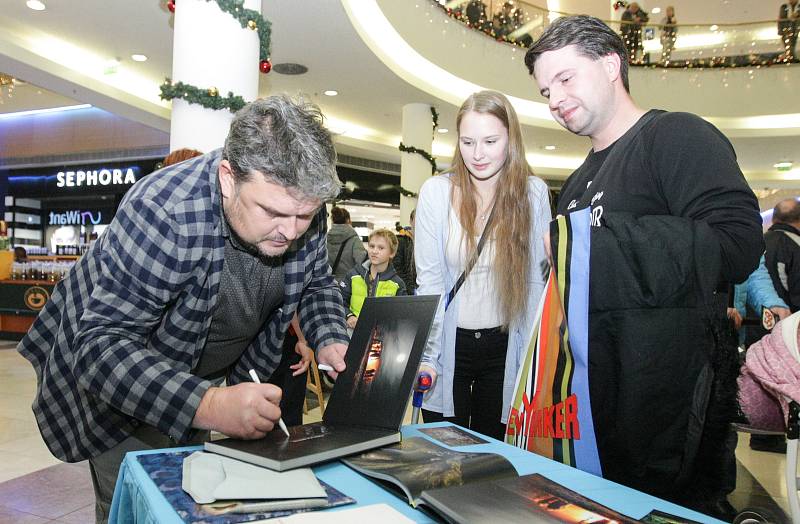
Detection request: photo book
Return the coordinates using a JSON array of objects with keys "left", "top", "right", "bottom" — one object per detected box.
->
[
  {"left": 344, "top": 436, "right": 639, "bottom": 524},
  {"left": 205, "top": 295, "right": 440, "bottom": 471}
]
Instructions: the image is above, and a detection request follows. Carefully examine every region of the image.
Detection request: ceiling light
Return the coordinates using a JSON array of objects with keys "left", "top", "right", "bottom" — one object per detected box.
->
[
  {"left": 323, "top": 90, "right": 338, "bottom": 96},
  {"left": 437, "top": 128, "right": 448, "bottom": 133},
  {"left": 26, "top": 0, "right": 46, "bottom": 10},
  {"left": 651, "top": 7, "right": 661, "bottom": 14},
  {"left": 131, "top": 54, "right": 148, "bottom": 62},
  {"left": 775, "top": 161, "right": 793, "bottom": 171},
  {"left": 0, "top": 104, "right": 92, "bottom": 119},
  {"left": 709, "top": 25, "right": 719, "bottom": 31},
  {"left": 544, "top": 145, "right": 556, "bottom": 150}
]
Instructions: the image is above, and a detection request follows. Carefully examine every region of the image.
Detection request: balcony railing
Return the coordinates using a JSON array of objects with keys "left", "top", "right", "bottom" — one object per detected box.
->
[{"left": 433, "top": 0, "right": 799, "bottom": 68}]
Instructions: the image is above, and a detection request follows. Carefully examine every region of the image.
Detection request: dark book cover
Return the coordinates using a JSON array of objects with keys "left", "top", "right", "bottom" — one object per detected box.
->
[
  {"left": 136, "top": 451, "right": 355, "bottom": 523},
  {"left": 419, "top": 473, "right": 640, "bottom": 524},
  {"left": 641, "top": 509, "right": 703, "bottom": 524},
  {"left": 343, "top": 436, "right": 518, "bottom": 507},
  {"left": 205, "top": 295, "right": 440, "bottom": 471}
]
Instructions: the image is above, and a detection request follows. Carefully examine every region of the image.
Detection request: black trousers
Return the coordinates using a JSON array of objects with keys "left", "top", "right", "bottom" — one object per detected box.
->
[
  {"left": 267, "top": 332, "right": 308, "bottom": 426},
  {"left": 422, "top": 327, "right": 508, "bottom": 441}
]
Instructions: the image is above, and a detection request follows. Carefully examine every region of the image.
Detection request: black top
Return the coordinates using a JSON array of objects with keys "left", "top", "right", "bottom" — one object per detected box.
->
[
  {"left": 765, "top": 222, "right": 800, "bottom": 312},
  {"left": 556, "top": 110, "right": 763, "bottom": 284}
]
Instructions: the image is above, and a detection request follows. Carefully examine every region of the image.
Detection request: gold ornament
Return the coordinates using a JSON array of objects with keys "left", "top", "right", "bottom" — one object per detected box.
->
[
  {"left": 207, "top": 87, "right": 219, "bottom": 97},
  {"left": 248, "top": 20, "right": 257, "bottom": 30}
]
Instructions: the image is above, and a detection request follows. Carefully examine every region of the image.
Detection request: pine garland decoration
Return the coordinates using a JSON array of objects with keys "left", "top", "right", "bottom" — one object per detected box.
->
[
  {"left": 160, "top": 0, "right": 271, "bottom": 112},
  {"left": 160, "top": 80, "right": 247, "bottom": 112},
  {"left": 431, "top": 106, "right": 439, "bottom": 132},
  {"left": 207, "top": 0, "right": 271, "bottom": 61},
  {"left": 399, "top": 142, "right": 437, "bottom": 175},
  {"left": 397, "top": 185, "right": 418, "bottom": 198}
]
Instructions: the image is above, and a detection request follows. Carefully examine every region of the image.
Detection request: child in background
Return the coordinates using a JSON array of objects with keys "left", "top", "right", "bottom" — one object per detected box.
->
[{"left": 341, "top": 229, "right": 407, "bottom": 329}]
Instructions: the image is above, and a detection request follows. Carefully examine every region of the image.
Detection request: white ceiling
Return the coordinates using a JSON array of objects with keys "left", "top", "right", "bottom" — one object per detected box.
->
[{"left": 0, "top": 0, "right": 799, "bottom": 186}]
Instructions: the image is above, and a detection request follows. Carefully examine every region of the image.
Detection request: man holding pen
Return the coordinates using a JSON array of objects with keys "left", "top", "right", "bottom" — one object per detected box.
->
[{"left": 17, "top": 95, "right": 349, "bottom": 523}]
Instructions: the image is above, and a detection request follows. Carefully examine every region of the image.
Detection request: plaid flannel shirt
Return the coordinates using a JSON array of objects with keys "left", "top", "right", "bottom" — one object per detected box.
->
[{"left": 17, "top": 150, "right": 348, "bottom": 462}]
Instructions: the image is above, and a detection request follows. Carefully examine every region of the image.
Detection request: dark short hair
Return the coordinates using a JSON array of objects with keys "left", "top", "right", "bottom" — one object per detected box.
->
[
  {"left": 524, "top": 15, "right": 630, "bottom": 93},
  {"left": 331, "top": 206, "right": 350, "bottom": 224},
  {"left": 773, "top": 198, "right": 800, "bottom": 224}
]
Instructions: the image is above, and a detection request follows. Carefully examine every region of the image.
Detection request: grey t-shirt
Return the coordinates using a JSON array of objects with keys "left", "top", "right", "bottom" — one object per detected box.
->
[{"left": 194, "top": 217, "right": 284, "bottom": 379}]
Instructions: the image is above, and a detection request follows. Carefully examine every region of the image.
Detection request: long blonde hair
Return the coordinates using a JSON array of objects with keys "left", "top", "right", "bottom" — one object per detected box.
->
[{"left": 449, "top": 90, "right": 533, "bottom": 325}]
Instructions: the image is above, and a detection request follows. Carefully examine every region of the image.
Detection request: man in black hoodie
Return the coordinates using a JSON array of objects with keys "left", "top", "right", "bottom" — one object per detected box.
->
[
  {"left": 766, "top": 198, "right": 800, "bottom": 312},
  {"left": 525, "top": 15, "right": 763, "bottom": 520}
]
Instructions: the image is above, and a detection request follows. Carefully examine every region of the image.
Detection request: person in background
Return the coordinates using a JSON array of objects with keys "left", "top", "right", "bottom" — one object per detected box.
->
[
  {"left": 327, "top": 206, "right": 367, "bottom": 283},
  {"left": 765, "top": 198, "right": 800, "bottom": 312},
  {"left": 415, "top": 90, "right": 551, "bottom": 441},
  {"left": 393, "top": 209, "right": 417, "bottom": 293},
  {"left": 267, "top": 313, "right": 313, "bottom": 426},
  {"left": 778, "top": 0, "right": 799, "bottom": 61},
  {"left": 659, "top": 6, "right": 677, "bottom": 65},
  {"left": 162, "top": 148, "right": 203, "bottom": 168},
  {"left": 13, "top": 246, "right": 27, "bottom": 262},
  {"left": 621, "top": 2, "right": 649, "bottom": 64},
  {"left": 525, "top": 15, "right": 763, "bottom": 519},
  {"left": 341, "top": 228, "right": 406, "bottom": 330},
  {"left": 16, "top": 96, "right": 349, "bottom": 523}
]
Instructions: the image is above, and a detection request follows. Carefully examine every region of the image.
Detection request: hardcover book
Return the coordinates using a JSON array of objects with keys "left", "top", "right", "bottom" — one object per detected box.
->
[
  {"left": 205, "top": 295, "right": 440, "bottom": 471},
  {"left": 419, "top": 473, "right": 639, "bottom": 524},
  {"left": 342, "top": 436, "right": 519, "bottom": 507}
]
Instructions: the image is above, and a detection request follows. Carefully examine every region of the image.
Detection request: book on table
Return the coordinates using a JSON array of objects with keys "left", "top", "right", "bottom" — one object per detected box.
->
[
  {"left": 204, "top": 294, "right": 440, "bottom": 471},
  {"left": 343, "top": 435, "right": 639, "bottom": 523}
]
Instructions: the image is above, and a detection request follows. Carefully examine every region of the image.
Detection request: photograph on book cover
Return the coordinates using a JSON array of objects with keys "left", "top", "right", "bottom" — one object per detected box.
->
[
  {"left": 417, "top": 425, "right": 488, "bottom": 446},
  {"left": 420, "top": 473, "right": 639, "bottom": 524},
  {"left": 137, "top": 451, "right": 355, "bottom": 523},
  {"left": 343, "top": 436, "right": 517, "bottom": 506},
  {"left": 324, "top": 295, "right": 440, "bottom": 428},
  {"left": 640, "top": 509, "right": 703, "bottom": 524}
]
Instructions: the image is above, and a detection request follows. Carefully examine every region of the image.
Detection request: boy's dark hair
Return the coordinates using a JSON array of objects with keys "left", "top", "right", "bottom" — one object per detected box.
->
[{"left": 524, "top": 15, "right": 630, "bottom": 93}]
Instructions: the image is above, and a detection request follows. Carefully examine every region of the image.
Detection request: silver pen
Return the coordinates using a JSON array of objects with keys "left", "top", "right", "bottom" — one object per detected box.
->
[{"left": 248, "top": 368, "right": 290, "bottom": 438}]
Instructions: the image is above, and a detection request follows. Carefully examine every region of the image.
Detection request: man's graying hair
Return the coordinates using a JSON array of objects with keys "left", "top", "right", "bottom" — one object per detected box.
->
[
  {"left": 524, "top": 15, "right": 630, "bottom": 93},
  {"left": 224, "top": 95, "right": 341, "bottom": 201}
]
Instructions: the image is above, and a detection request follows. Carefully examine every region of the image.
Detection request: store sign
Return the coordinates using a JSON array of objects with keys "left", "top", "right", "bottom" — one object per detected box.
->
[
  {"left": 56, "top": 167, "right": 138, "bottom": 188},
  {"left": 48, "top": 210, "right": 102, "bottom": 226}
]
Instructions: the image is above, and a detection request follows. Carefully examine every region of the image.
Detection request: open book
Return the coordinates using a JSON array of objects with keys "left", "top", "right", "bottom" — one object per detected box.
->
[
  {"left": 205, "top": 295, "right": 440, "bottom": 471},
  {"left": 344, "top": 436, "right": 639, "bottom": 523},
  {"left": 342, "top": 436, "right": 518, "bottom": 507}
]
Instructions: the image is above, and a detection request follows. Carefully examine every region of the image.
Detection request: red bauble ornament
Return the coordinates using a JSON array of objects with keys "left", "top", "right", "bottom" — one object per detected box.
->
[
  {"left": 259, "top": 59, "right": 272, "bottom": 74},
  {"left": 167, "top": 0, "right": 175, "bottom": 13}
]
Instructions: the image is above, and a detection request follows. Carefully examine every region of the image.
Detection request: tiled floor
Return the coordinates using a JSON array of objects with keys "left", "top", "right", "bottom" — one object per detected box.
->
[{"left": 0, "top": 339, "right": 792, "bottom": 523}]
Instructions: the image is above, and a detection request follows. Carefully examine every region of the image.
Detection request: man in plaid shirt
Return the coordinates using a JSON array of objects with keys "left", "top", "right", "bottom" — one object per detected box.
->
[{"left": 17, "top": 95, "right": 349, "bottom": 522}]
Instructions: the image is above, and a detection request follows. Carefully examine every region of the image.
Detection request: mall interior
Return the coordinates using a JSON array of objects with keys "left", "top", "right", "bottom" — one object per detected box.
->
[{"left": 0, "top": 0, "right": 798, "bottom": 522}]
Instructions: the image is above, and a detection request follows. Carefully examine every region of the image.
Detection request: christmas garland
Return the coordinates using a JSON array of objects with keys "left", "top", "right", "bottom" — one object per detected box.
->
[
  {"left": 399, "top": 142, "right": 438, "bottom": 175},
  {"left": 160, "top": 80, "right": 247, "bottom": 112},
  {"left": 397, "top": 185, "right": 418, "bottom": 198},
  {"left": 431, "top": 106, "right": 439, "bottom": 132},
  {"left": 160, "top": 0, "right": 271, "bottom": 113},
  {"left": 208, "top": 0, "right": 271, "bottom": 61}
]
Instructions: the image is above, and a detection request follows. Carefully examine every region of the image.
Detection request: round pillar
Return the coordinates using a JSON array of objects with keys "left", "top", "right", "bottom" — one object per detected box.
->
[
  {"left": 170, "top": 0, "right": 261, "bottom": 153},
  {"left": 400, "top": 103, "right": 434, "bottom": 226}
]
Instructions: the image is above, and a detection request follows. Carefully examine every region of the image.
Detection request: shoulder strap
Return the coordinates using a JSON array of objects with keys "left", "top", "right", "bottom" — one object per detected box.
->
[
  {"left": 779, "top": 229, "right": 800, "bottom": 249},
  {"left": 331, "top": 235, "right": 354, "bottom": 275},
  {"left": 444, "top": 203, "right": 498, "bottom": 311}
]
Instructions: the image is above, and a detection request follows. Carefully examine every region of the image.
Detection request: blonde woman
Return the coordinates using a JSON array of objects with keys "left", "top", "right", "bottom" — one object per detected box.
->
[{"left": 416, "top": 91, "right": 551, "bottom": 440}]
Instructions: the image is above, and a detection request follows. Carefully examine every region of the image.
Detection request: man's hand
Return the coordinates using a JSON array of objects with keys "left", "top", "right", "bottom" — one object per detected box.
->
[
  {"left": 317, "top": 342, "right": 347, "bottom": 379},
  {"left": 771, "top": 306, "right": 792, "bottom": 321},
  {"left": 291, "top": 340, "right": 313, "bottom": 377},
  {"left": 192, "top": 383, "right": 282, "bottom": 439},
  {"left": 346, "top": 315, "right": 358, "bottom": 329},
  {"left": 726, "top": 307, "right": 743, "bottom": 330}
]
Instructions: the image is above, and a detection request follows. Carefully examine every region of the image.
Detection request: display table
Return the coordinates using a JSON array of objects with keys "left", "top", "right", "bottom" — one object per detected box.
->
[
  {"left": 0, "top": 280, "right": 54, "bottom": 336},
  {"left": 109, "top": 422, "right": 723, "bottom": 523}
]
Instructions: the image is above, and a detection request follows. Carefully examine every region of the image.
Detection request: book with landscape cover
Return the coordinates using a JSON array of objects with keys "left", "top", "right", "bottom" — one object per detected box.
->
[
  {"left": 419, "top": 473, "right": 639, "bottom": 524},
  {"left": 205, "top": 295, "right": 440, "bottom": 471},
  {"left": 342, "top": 436, "right": 519, "bottom": 507}
]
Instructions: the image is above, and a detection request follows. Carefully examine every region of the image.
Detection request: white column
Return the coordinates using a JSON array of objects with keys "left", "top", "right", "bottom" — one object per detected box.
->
[
  {"left": 170, "top": 0, "right": 261, "bottom": 153},
  {"left": 400, "top": 103, "right": 434, "bottom": 226}
]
